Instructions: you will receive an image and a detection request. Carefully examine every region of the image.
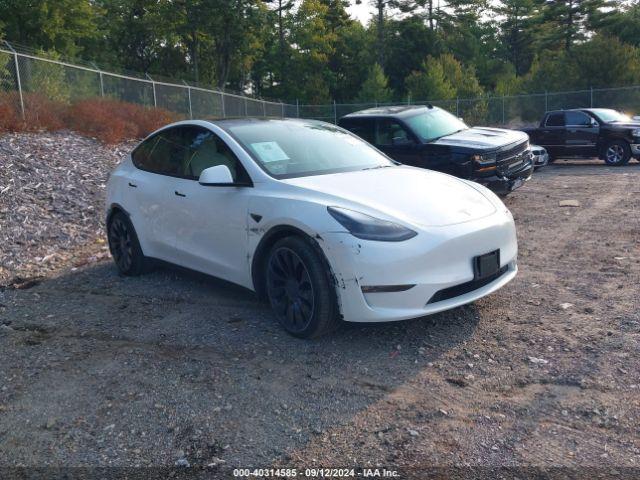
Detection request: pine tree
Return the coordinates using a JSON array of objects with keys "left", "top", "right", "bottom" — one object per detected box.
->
[{"left": 356, "top": 63, "right": 393, "bottom": 103}]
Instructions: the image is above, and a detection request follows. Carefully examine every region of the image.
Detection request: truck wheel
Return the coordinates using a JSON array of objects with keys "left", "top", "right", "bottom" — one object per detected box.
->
[{"left": 603, "top": 140, "right": 631, "bottom": 166}]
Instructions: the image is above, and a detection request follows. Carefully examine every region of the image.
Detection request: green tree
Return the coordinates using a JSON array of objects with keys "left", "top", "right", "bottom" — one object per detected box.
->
[
  {"left": 494, "top": 0, "right": 538, "bottom": 75},
  {"left": 356, "top": 63, "right": 392, "bottom": 102},
  {"left": 536, "top": 0, "right": 612, "bottom": 51},
  {"left": 0, "top": 0, "right": 99, "bottom": 57},
  {"left": 405, "top": 57, "right": 455, "bottom": 100},
  {"left": 598, "top": 3, "right": 640, "bottom": 48},
  {"left": 384, "top": 17, "right": 443, "bottom": 94},
  {"left": 288, "top": 0, "right": 336, "bottom": 103}
]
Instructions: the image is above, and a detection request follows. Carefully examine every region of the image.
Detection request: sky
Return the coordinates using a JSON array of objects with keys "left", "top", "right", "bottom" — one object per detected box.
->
[{"left": 347, "top": 0, "right": 375, "bottom": 24}]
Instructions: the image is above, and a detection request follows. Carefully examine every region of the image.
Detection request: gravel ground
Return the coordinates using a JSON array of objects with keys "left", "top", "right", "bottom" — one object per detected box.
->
[
  {"left": 1, "top": 134, "right": 639, "bottom": 477},
  {"left": 0, "top": 132, "right": 135, "bottom": 286}
]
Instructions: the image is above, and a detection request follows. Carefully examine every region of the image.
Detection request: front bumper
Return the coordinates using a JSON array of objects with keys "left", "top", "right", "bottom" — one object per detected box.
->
[
  {"left": 631, "top": 144, "right": 640, "bottom": 156},
  {"left": 319, "top": 212, "right": 518, "bottom": 323},
  {"left": 474, "top": 156, "right": 534, "bottom": 195}
]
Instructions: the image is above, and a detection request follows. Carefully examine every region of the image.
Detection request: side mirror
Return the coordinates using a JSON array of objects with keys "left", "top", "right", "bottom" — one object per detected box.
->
[{"left": 199, "top": 165, "right": 233, "bottom": 186}]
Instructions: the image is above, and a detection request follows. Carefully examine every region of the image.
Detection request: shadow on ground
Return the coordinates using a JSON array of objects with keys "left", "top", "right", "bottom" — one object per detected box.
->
[{"left": 0, "top": 261, "right": 479, "bottom": 467}]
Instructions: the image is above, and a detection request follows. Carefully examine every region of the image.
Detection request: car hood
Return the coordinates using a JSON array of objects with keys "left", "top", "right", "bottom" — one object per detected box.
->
[
  {"left": 431, "top": 127, "right": 528, "bottom": 150},
  {"left": 282, "top": 166, "right": 497, "bottom": 228}
]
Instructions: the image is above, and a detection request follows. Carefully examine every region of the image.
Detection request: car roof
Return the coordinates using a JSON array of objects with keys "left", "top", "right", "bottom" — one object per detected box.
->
[
  {"left": 341, "top": 105, "right": 436, "bottom": 119},
  {"left": 198, "top": 117, "right": 328, "bottom": 128},
  {"left": 546, "top": 108, "right": 600, "bottom": 115}
]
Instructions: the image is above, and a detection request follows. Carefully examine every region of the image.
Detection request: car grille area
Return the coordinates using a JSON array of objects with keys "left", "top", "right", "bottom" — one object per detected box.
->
[
  {"left": 497, "top": 141, "right": 530, "bottom": 176},
  {"left": 427, "top": 265, "right": 509, "bottom": 305}
]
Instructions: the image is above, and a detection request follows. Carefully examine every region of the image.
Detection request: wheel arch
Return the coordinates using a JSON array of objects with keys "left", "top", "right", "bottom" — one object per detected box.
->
[
  {"left": 106, "top": 203, "right": 131, "bottom": 228},
  {"left": 251, "top": 224, "right": 332, "bottom": 301}
]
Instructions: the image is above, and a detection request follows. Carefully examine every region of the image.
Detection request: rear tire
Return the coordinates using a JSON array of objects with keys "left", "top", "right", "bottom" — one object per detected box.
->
[
  {"left": 265, "top": 236, "right": 339, "bottom": 338},
  {"left": 107, "top": 211, "right": 148, "bottom": 276},
  {"left": 603, "top": 140, "right": 631, "bottom": 166}
]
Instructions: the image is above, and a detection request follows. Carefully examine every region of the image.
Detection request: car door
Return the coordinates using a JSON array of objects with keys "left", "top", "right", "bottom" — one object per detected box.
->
[
  {"left": 536, "top": 112, "right": 566, "bottom": 157},
  {"left": 564, "top": 111, "right": 599, "bottom": 156},
  {"left": 375, "top": 118, "right": 420, "bottom": 165},
  {"left": 170, "top": 126, "right": 254, "bottom": 288},
  {"left": 127, "top": 127, "right": 186, "bottom": 261}
]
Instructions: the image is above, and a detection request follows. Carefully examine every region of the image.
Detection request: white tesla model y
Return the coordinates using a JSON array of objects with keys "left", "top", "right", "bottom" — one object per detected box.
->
[{"left": 106, "top": 119, "right": 518, "bottom": 338}]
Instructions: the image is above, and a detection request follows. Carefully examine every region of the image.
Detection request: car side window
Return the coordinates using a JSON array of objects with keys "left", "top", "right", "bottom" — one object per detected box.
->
[
  {"left": 565, "top": 111, "right": 592, "bottom": 127},
  {"left": 132, "top": 126, "right": 249, "bottom": 183},
  {"left": 545, "top": 112, "right": 565, "bottom": 127},
  {"left": 180, "top": 127, "right": 250, "bottom": 183},
  {"left": 131, "top": 127, "right": 187, "bottom": 176},
  {"left": 341, "top": 119, "right": 375, "bottom": 144},
  {"left": 376, "top": 119, "right": 412, "bottom": 146}
]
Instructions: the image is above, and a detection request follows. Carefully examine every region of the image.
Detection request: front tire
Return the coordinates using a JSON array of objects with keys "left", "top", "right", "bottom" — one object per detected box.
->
[
  {"left": 265, "top": 236, "right": 339, "bottom": 338},
  {"left": 107, "top": 211, "right": 148, "bottom": 276},
  {"left": 603, "top": 140, "right": 631, "bottom": 166}
]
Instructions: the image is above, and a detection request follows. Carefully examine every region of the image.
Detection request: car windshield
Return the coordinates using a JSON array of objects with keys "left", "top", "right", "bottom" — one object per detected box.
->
[
  {"left": 405, "top": 108, "right": 468, "bottom": 142},
  {"left": 590, "top": 109, "right": 631, "bottom": 123},
  {"left": 227, "top": 120, "right": 395, "bottom": 179}
]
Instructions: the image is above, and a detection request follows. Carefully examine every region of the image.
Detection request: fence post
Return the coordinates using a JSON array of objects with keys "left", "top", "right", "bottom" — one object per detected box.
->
[
  {"left": 333, "top": 100, "right": 337, "bottom": 124},
  {"left": 590, "top": 86, "right": 593, "bottom": 108},
  {"left": 262, "top": 100, "right": 267, "bottom": 117},
  {"left": 502, "top": 95, "right": 505, "bottom": 125},
  {"left": 296, "top": 99, "right": 299, "bottom": 118},
  {"left": 244, "top": 96, "right": 248, "bottom": 117},
  {"left": 5, "top": 41, "right": 25, "bottom": 120},
  {"left": 456, "top": 97, "right": 459, "bottom": 117},
  {"left": 221, "top": 93, "right": 226, "bottom": 118},
  {"left": 146, "top": 74, "right": 157, "bottom": 108},
  {"left": 281, "top": 102, "right": 285, "bottom": 118},
  {"left": 183, "top": 81, "right": 193, "bottom": 119},
  {"left": 91, "top": 62, "right": 104, "bottom": 97},
  {"left": 544, "top": 90, "right": 548, "bottom": 112}
]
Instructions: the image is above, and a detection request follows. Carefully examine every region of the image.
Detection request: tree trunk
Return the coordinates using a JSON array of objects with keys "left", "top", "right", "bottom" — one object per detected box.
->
[
  {"left": 377, "top": 0, "right": 384, "bottom": 67},
  {"left": 428, "top": 0, "right": 434, "bottom": 30}
]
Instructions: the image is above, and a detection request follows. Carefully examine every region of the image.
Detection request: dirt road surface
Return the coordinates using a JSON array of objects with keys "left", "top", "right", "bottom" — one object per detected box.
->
[{"left": 1, "top": 158, "right": 639, "bottom": 476}]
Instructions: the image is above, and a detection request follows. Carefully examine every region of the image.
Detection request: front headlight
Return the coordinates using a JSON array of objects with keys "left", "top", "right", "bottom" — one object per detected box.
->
[
  {"left": 472, "top": 153, "right": 497, "bottom": 172},
  {"left": 327, "top": 207, "right": 417, "bottom": 242}
]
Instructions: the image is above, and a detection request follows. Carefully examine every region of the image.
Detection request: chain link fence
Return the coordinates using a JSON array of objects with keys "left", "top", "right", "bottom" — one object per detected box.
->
[
  {"left": 0, "top": 41, "right": 295, "bottom": 123},
  {"left": 2, "top": 40, "right": 640, "bottom": 128},
  {"left": 301, "top": 87, "right": 640, "bottom": 127}
]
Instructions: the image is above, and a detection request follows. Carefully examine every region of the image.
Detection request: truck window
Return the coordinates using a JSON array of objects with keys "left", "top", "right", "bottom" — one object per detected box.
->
[
  {"left": 376, "top": 119, "right": 412, "bottom": 146},
  {"left": 340, "top": 118, "right": 375, "bottom": 144},
  {"left": 565, "top": 111, "right": 592, "bottom": 126},
  {"left": 545, "top": 112, "right": 565, "bottom": 127}
]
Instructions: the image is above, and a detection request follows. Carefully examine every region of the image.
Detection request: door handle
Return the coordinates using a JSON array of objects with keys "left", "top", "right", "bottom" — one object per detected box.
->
[
  {"left": 128, "top": 182, "right": 137, "bottom": 188},
  {"left": 174, "top": 191, "right": 186, "bottom": 197}
]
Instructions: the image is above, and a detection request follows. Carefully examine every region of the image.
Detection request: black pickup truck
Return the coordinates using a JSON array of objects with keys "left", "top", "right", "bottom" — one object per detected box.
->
[
  {"left": 338, "top": 105, "right": 533, "bottom": 195},
  {"left": 521, "top": 108, "right": 640, "bottom": 166}
]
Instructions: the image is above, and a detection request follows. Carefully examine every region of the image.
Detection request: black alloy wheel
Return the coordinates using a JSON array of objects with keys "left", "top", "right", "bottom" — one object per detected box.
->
[
  {"left": 107, "top": 212, "right": 147, "bottom": 276},
  {"left": 267, "top": 246, "right": 315, "bottom": 333},
  {"left": 265, "top": 236, "right": 339, "bottom": 338}
]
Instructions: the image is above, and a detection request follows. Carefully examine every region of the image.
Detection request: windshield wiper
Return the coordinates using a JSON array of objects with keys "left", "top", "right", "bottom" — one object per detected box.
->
[
  {"left": 428, "top": 128, "right": 467, "bottom": 143},
  {"left": 362, "top": 165, "right": 393, "bottom": 171}
]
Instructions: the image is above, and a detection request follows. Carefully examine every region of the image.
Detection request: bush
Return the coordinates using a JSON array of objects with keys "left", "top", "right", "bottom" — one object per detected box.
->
[
  {"left": 66, "top": 98, "right": 178, "bottom": 143},
  {"left": 0, "top": 94, "right": 178, "bottom": 143},
  {"left": 0, "top": 94, "right": 25, "bottom": 132},
  {"left": 24, "top": 93, "right": 66, "bottom": 131}
]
